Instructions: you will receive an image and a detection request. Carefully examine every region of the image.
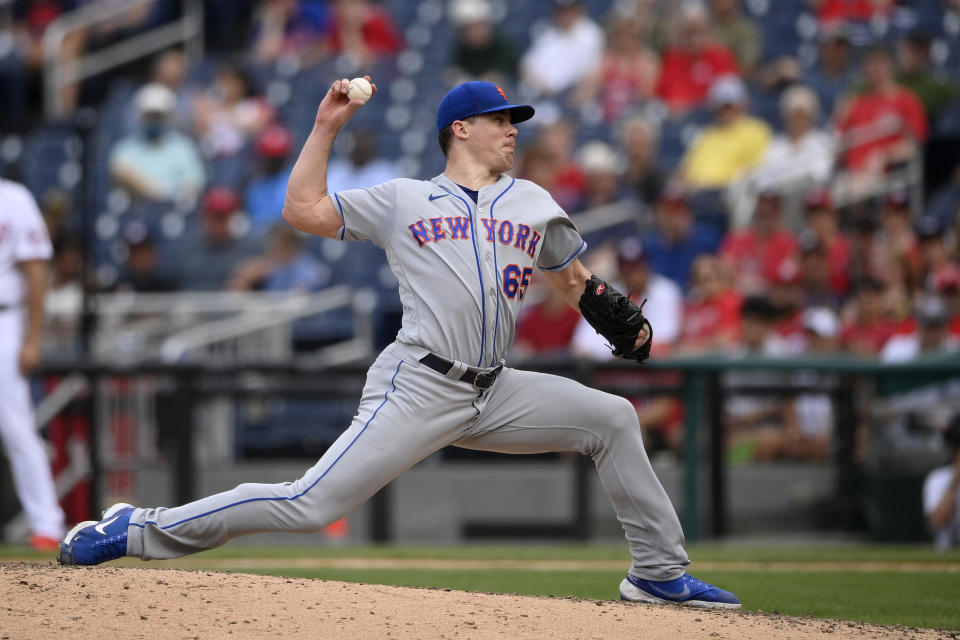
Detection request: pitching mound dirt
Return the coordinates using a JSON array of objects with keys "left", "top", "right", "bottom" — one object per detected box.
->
[{"left": 0, "top": 562, "right": 951, "bottom": 639}]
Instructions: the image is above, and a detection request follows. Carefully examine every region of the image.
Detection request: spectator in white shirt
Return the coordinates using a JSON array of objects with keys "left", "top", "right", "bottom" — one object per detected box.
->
[
  {"left": 739, "top": 84, "right": 834, "bottom": 228},
  {"left": 520, "top": 0, "right": 604, "bottom": 99},
  {"left": 758, "top": 85, "right": 834, "bottom": 185}
]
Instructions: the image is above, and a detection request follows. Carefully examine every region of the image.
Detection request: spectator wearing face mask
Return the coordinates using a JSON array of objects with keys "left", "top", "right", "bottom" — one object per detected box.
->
[{"left": 109, "top": 83, "right": 206, "bottom": 202}]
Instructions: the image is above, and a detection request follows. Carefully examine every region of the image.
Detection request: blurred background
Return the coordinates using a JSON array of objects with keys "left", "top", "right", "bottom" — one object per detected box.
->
[{"left": 2, "top": 0, "right": 960, "bottom": 551}]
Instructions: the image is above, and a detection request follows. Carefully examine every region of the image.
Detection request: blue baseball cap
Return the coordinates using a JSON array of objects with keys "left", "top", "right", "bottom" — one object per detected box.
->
[{"left": 436, "top": 81, "right": 535, "bottom": 133}]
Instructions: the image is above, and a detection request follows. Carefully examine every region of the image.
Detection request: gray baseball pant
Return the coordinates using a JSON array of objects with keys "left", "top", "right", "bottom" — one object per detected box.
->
[{"left": 126, "top": 342, "right": 689, "bottom": 581}]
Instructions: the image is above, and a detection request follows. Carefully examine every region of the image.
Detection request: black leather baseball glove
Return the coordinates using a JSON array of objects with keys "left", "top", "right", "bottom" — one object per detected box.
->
[{"left": 578, "top": 275, "right": 653, "bottom": 363}]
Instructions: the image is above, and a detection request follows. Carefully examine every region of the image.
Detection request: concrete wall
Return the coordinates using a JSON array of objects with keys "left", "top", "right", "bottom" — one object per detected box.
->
[{"left": 133, "top": 456, "right": 835, "bottom": 545}]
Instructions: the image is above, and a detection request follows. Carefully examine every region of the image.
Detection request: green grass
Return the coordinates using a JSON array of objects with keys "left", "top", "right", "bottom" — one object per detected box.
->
[
  {"left": 4, "top": 543, "right": 959, "bottom": 630},
  {"left": 228, "top": 567, "right": 959, "bottom": 630}
]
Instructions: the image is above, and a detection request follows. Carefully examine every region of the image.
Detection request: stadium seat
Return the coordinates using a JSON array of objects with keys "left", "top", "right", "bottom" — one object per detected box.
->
[{"left": 236, "top": 398, "right": 357, "bottom": 458}]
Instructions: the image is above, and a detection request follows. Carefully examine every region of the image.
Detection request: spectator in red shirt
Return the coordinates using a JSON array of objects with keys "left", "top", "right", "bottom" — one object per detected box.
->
[
  {"left": 841, "top": 277, "right": 901, "bottom": 356},
  {"left": 679, "top": 254, "right": 742, "bottom": 352},
  {"left": 720, "top": 191, "right": 799, "bottom": 296},
  {"left": 326, "top": 0, "right": 402, "bottom": 65},
  {"left": 835, "top": 47, "right": 928, "bottom": 194},
  {"left": 655, "top": 3, "right": 739, "bottom": 115},
  {"left": 803, "top": 188, "right": 851, "bottom": 297},
  {"left": 513, "top": 282, "right": 581, "bottom": 357}
]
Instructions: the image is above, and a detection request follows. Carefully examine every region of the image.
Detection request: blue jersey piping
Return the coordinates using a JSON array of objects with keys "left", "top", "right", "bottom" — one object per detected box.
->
[
  {"left": 487, "top": 177, "right": 515, "bottom": 366},
  {"left": 333, "top": 192, "right": 346, "bottom": 241},
  {"left": 540, "top": 239, "right": 587, "bottom": 271}
]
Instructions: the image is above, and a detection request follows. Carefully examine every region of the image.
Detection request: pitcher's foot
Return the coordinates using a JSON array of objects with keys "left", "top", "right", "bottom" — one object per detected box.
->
[
  {"left": 619, "top": 573, "right": 741, "bottom": 609},
  {"left": 59, "top": 503, "right": 135, "bottom": 566}
]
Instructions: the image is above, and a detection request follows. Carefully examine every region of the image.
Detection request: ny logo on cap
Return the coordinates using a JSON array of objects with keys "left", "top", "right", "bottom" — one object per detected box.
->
[{"left": 496, "top": 85, "right": 507, "bottom": 101}]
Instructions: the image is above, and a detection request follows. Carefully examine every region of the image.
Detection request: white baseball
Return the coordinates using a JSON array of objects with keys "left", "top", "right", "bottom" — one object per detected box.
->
[{"left": 347, "top": 77, "right": 373, "bottom": 102}]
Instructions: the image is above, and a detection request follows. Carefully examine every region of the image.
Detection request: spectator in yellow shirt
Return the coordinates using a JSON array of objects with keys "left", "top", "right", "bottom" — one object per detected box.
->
[{"left": 681, "top": 75, "right": 771, "bottom": 189}]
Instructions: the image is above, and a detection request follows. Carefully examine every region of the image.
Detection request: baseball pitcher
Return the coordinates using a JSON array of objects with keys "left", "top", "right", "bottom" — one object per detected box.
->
[{"left": 59, "top": 77, "right": 740, "bottom": 609}]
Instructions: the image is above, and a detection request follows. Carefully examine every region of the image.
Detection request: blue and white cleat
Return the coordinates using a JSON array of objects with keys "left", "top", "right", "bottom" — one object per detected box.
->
[
  {"left": 58, "top": 503, "right": 135, "bottom": 566},
  {"left": 619, "top": 573, "right": 741, "bottom": 609}
]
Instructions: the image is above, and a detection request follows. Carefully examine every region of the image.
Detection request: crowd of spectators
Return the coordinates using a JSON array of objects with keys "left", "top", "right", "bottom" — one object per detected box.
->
[{"left": 4, "top": 0, "right": 960, "bottom": 464}]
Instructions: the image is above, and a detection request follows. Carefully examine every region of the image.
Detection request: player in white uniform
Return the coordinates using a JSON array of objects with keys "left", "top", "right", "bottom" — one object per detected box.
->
[
  {"left": 59, "top": 79, "right": 740, "bottom": 609},
  {"left": 0, "top": 179, "right": 66, "bottom": 550}
]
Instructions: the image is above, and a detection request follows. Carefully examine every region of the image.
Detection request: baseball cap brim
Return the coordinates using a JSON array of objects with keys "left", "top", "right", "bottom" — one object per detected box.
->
[
  {"left": 437, "top": 81, "right": 537, "bottom": 132},
  {"left": 441, "top": 104, "right": 535, "bottom": 131}
]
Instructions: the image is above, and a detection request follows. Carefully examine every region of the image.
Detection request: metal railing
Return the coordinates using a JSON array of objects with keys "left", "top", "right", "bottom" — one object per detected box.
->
[
  {"left": 83, "top": 288, "right": 379, "bottom": 366},
  {"left": 43, "top": 0, "right": 204, "bottom": 119}
]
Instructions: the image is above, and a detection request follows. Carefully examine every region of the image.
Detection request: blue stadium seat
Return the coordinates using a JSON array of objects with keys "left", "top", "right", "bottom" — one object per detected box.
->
[
  {"left": 291, "top": 310, "right": 356, "bottom": 346},
  {"left": 657, "top": 118, "right": 688, "bottom": 171},
  {"left": 20, "top": 125, "right": 78, "bottom": 200},
  {"left": 656, "top": 108, "right": 709, "bottom": 171},
  {"left": 236, "top": 398, "right": 357, "bottom": 458},
  {"left": 688, "top": 188, "right": 728, "bottom": 231}
]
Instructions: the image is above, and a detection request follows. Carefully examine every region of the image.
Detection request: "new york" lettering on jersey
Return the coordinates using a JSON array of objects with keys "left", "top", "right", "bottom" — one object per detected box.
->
[{"left": 408, "top": 217, "right": 540, "bottom": 258}]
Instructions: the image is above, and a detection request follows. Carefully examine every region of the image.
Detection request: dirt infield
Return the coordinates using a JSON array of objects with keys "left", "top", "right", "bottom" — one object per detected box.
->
[{"left": 0, "top": 562, "right": 953, "bottom": 640}]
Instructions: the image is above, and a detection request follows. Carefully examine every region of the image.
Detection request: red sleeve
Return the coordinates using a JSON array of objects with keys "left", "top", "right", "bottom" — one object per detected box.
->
[
  {"left": 654, "top": 52, "right": 676, "bottom": 102},
  {"left": 364, "top": 10, "right": 402, "bottom": 54}
]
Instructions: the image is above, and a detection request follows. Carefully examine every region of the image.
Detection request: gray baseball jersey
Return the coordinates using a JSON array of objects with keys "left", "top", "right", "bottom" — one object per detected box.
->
[
  {"left": 125, "top": 172, "right": 689, "bottom": 582},
  {"left": 334, "top": 173, "right": 585, "bottom": 366}
]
